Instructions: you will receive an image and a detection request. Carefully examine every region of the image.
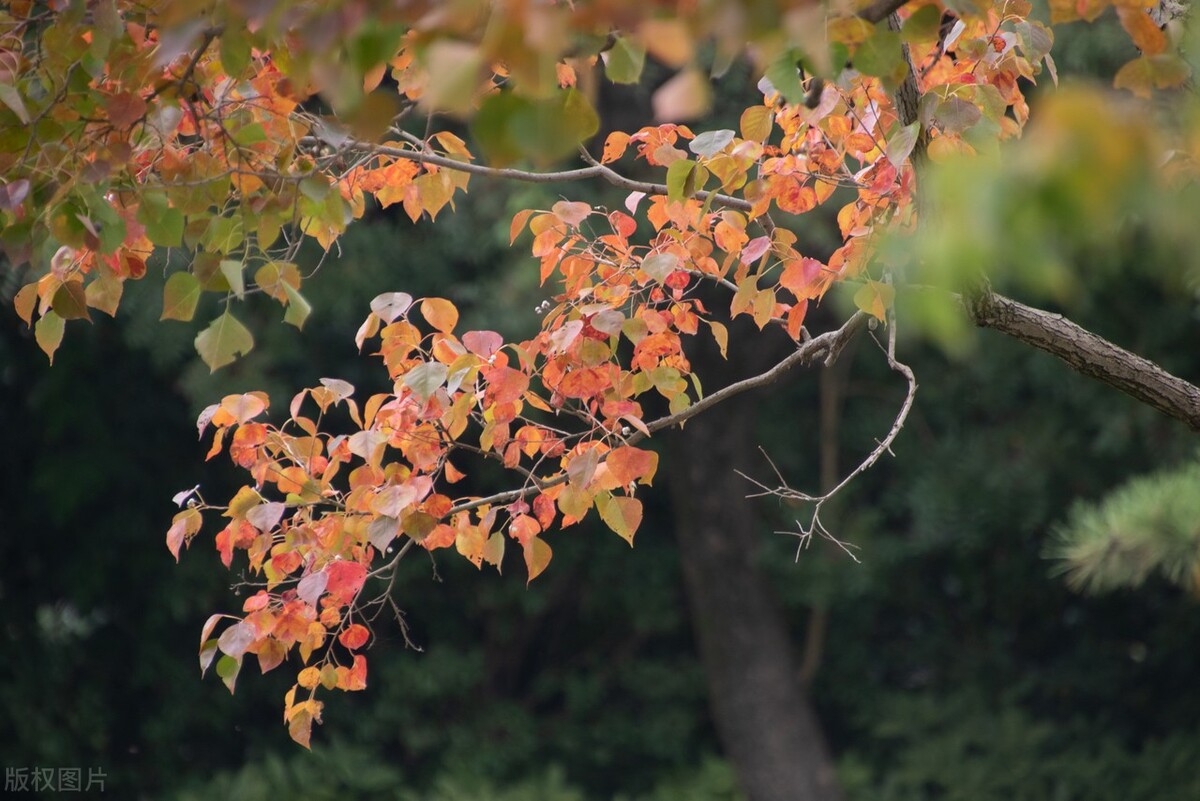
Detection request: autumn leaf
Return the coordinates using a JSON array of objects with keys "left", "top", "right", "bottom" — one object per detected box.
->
[
  {"left": 606, "top": 446, "right": 659, "bottom": 487},
  {"left": 325, "top": 561, "right": 367, "bottom": 606},
  {"left": 370, "top": 292, "right": 413, "bottom": 323},
  {"left": 596, "top": 493, "right": 643, "bottom": 546},
  {"left": 652, "top": 68, "right": 711, "bottom": 122},
  {"left": 35, "top": 311, "right": 64, "bottom": 364},
  {"left": 853, "top": 280, "right": 895, "bottom": 323},
  {"left": 420, "top": 297, "right": 459, "bottom": 332},
  {"left": 604, "top": 36, "right": 646, "bottom": 84},
  {"left": 338, "top": 624, "right": 370, "bottom": 650},
  {"left": 739, "top": 106, "right": 773, "bottom": 142},
  {"left": 523, "top": 537, "right": 552, "bottom": 583},
  {"left": 105, "top": 91, "right": 146, "bottom": 129},
  {"left": 195, "top": 310, "right": 255, "bottom": 371}
]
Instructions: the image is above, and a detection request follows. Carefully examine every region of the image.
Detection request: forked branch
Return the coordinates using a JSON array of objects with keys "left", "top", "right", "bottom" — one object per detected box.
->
[{"left": 743, "top": 305, "right": 918, "bottom": 561}]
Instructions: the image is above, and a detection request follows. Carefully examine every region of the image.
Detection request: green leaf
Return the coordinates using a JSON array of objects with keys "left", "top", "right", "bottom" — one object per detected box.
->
[
  {"left": 477, "top": 88, "right": 599, "bottom": 167},
  {"left": 282, "top": 282, "right": 311, "bottom": 330},
  {"left": 140, "top": 199, "right": 184, "bottom": 247},
  {"left": 604, "top": 36, "right": 646, "bottom": 84},
  {"left": 402, "top": 362, "right": 448, "bottom": 401},
  {"left": 35, "top": 310, "right": 65, "bottom": 364},
  {"left": 218, "top": 260, "right": 245, "bottom": 299},
  {"left": 471, "top": 91, "right": 526, "bottom": 166},
  {"left": 763, "top": 51, "right": 806, "bottom": 105},
  {"left": 216, "top": 654, "right": 242, "bottom": 694},
  {"left": 195, "top": 309, "right": 255, "bottom": 371},
  {"left": 935, "top": 97, "right": 982, "bottom": 135},
  {"left": 855, "top": 29, "right": 906, "bottom": 91},
  {"left": 219, "top": 28, "right": 251, "bottom": 76},
  {"left": 886, "top": 122, "right": 921, "bottom": 166},
  {"left": 161, "top": 272, "right": 201, "bottom": 321},
  {"left": 902, "top": 5, "right": 943, "bottom": 44},
  {"left": 85, "top": 274, "right": 123, "bottom": 316},
  {"left": 229, "top": 122, "right": 266, "bottom": 147},
  {"left": 666, "top": 159, "right": 696, "bottom": 202}
]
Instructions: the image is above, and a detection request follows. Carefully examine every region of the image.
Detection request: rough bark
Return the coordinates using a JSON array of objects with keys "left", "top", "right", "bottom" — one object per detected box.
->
[
  {"left": 667, "top": 320, "right": 843, "bottom": 801},
  {"left": 968, "top": 290, "right": 1200, "bottom": 431}
]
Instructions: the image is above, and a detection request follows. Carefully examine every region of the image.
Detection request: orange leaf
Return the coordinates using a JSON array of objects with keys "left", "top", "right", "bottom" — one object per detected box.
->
[
  {"left": 257, "top": 638, "right": 286, "bottom": 673},
  {"left": 523, "top": 537, "right": 552, "bottom": 584},
  {"left": 341, "top": 654, "right": 368, "bottom": 690},
  {"left": 510, "top": 208, "right": 535, "bottom": 244},
  {"left": 508, "top": 513, "right": 542, "bottom": 546},
  {"left": 420, "top": 297, "right": 459, "bottom": 333},
  {"left": 602, "top": 131, "right": 631, "bottom": 164},
  {"left": 338, "top": 623, "right": 370, "bottom": 650},
  {"left": 606, "top": 446, "right": 659, "bottom": 487},
  {"left": 297, "top": 667, "right": 321, "bottom": 689}
]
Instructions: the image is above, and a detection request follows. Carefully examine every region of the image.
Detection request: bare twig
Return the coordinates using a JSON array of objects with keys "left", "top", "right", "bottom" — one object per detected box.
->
[{"left": 744, "top": 302, "right": 917, "bottom": 562}]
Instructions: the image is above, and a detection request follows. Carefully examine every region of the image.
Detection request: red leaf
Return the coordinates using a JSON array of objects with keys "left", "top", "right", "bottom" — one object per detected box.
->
[
  {"left": 338, "top": 623, "right": 370, "bottom": 650},
  {"left": 463, "top": 329, "right": 503, "bottom": 357},
  {"left": 325, "top": 561, "right": 367, "bottom": 606}
]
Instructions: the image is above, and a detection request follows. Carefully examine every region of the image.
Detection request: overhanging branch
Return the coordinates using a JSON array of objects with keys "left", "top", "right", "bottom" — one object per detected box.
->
[{"left": 968, "top": 291, "right": 1200, "bottom": 431}]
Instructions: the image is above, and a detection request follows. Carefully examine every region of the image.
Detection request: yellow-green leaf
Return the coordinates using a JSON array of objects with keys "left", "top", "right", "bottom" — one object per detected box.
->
[
  {"left": 739, "top": 106, "right": 773, "bottom": 142},
  {"left": 162, "top": 272, "right": 201, "bottom": 321},
  {"left": 85, "top": 275, "right": 123, "bottom": 316},
  {"left": 219, "top": 259, "right": 245, "bottom": 299},
  {"left": 604, "top": 36, "right": 646, "bottom": 84},
  {"left": 282, "top": 283, "right": 311, "bottom": 329},
  {"left": 853, "top": 280, "right": 895, "bottom": 322},
  {"left": 195, "top": 309, "right": 255, "bottom": 371},
  {"left": 596, "top": 492, "right": 643, "bottom": 546},
  {"left": 35, "top": 310, "right": 65, "bottom": 364}
]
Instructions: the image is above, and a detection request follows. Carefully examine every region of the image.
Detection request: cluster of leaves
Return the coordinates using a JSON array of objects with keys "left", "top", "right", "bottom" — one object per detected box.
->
[{"left": 3, "top": 0, "right": 1195, "bottom": 746}]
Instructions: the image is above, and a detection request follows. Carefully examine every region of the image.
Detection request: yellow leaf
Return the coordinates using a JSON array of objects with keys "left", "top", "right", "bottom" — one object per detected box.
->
[{"left": 420, "top": 297, "right": 459, "bottom": 333}]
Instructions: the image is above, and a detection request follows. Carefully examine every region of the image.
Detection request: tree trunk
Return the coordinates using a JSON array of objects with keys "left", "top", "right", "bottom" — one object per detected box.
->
[{"left": 667, "top": 338, "right": 843, "bottom": 801}]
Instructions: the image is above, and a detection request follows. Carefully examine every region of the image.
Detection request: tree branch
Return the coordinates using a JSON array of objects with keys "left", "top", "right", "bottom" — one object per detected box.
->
[
  {"left": 445, "top": 313, "right": 868, "bottom": 516},
  {"left": 302, "top": 136, "right": 756, "bottom": 214},
  {"left": 860, "top": 0, "right": 915, "bottom": 24},
  {"left": 967, "top": 291, "right": 1200, "bottom": 431}
]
